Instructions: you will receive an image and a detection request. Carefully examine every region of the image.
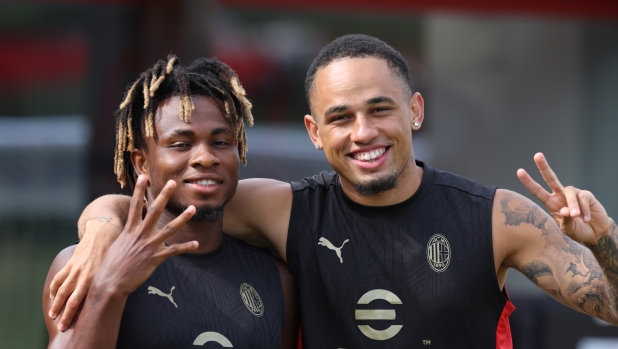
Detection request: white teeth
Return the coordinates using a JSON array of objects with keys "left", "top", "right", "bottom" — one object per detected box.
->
[
  {"left": 354, "top": 148, "right": 385, "bottom": 161},
  {"left": 195, "top": 180, "right": 217, "bottom": 186}
]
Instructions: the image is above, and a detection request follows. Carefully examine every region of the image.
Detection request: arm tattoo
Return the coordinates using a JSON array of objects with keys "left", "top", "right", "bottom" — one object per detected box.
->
[
  {"left": 500, "top": 199, "right": 549, "bottom": 231},
  {"left": 503, "top": 196, "right": 618, "bottom": 322},
  {"left": 522, "top": 261, "right": 563, "bottom": 299},
  {"left": 97, "top": 216, "right": 122, "bottom": 229},
  {"left": 522, "top": 260, "right": 553, "bottom": 285}
]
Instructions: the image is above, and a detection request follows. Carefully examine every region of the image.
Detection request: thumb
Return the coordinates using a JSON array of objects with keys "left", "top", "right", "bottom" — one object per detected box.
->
[{"left": 559, "top": 207, "right": 577, "bottom": 237}]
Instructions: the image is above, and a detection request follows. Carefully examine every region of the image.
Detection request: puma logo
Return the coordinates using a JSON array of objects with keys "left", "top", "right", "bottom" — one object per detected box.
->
[
  {"left": 318, "top": 237, "right": 350, "bottom": 263},
  {"left": 148, "top": 286, "right": 178, "bottom": 308}
]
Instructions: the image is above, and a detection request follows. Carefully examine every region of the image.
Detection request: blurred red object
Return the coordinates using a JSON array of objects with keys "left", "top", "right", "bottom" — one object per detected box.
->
[
  {"left": 221, "top": 0, "right": 618, "bottom": 19},
  {"left": 0, "top": 35, "right": 88, "bottom": 88}
]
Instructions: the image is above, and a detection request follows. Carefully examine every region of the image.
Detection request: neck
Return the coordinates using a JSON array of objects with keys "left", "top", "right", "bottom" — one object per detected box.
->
[
  {"left": 340, "top": 157, "right": 424, "bottom": 207},
  {"left": 157, "top": 209, "right": 223, "bottom": 254}
]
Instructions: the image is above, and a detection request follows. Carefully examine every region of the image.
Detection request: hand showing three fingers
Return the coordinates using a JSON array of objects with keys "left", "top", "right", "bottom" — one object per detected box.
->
[
  {"left": 91, "top": 175, "right": 198, "bottom": 297},
  {"left": 517, "top": 153, "right": 610, "bottom": 246}
]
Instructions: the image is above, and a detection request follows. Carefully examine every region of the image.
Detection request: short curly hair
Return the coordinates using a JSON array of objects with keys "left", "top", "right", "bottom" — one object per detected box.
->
[{"left": 305, "top": 34, "right": 413, "bottom": 108}]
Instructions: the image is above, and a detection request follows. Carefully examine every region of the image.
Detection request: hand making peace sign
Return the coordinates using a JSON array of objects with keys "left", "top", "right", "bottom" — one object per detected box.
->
[{"left": 517, "top": 152, "right": 610, "bottom": 246}]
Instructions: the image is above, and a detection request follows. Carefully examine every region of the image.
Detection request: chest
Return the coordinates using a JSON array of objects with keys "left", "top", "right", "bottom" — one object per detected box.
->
[{"left": 117, "top": 262, "right": 281, "bottom": 349}]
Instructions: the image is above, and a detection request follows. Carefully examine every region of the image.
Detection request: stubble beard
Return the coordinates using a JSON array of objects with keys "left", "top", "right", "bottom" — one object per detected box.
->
[
  {"left": 354, "top": 173, "right": 398, "bottom": 196},
  {"left": 352, "top": 155, "right": 411, "bottom": 196},
  {"left": 167, "top": 201, "right": 224, "bottom": 222}
]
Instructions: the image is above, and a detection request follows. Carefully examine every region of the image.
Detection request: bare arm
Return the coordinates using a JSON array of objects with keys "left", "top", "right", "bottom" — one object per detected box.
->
[
  {"left": 494, "top": 153, "right": 618, "bottom": 324},
  {"left": 46, "top": 176, "right": 198, "bottom": 348},
  {"left": 45, "top": 246, "right": 129, "bottom": 349},
  {"left": 47, "top": 195, "right": 130, "bottom": 330},
  {"left": 49, "top": 177, "right": 293, "bottom": 329},
  {"left": 77, "top": 194, "right": 130, "bottom": 239},
  {"left": 44, "top": 246, "right": 78, "bottom": 349},
  {"left": 223, "top": 178, "right": 292, "bottom": 259}
]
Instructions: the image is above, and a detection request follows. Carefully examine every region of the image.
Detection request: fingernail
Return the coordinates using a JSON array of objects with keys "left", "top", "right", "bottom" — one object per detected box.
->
[
  {"left": 49, "top": 310, "right": 56, "bottom": 318},
  {"left": 571, "top": 208, "right": 578, "bottom": 216},
  {"left": 58, "top": 323, "right": 67, "bottom": 332},
  {"left": 584, "top": 215, "right": 590, "bottom": 222}
]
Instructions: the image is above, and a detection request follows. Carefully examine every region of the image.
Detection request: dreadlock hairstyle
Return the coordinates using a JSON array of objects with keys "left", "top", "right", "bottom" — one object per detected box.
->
[
  {"left": 114, "top": 54, "right": 254, "bottom": 189},
  {"left": 305, "top": 34, "right": 413, "bottom": 106}
]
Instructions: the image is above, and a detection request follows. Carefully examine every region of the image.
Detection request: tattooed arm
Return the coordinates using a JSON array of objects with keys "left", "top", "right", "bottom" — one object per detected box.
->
[{"left": 492, "top": 153, "right": 618, "bottom": 324}]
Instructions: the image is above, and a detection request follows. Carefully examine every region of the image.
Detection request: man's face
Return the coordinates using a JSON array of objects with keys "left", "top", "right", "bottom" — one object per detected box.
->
[
  {"left": 134, "top": 95, "right": 239, "bottom": 219},
  {"left": 305, "top": 57, "right": 423, "bottom": 197}
]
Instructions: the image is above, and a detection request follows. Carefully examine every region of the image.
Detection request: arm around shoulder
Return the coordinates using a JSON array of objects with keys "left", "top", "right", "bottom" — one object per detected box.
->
[
  {"left": 77, "top": 194, "right": 131, "bottom": 239},
  {"left": 224, "top": 178, "right": 292, "bottom": 259}
]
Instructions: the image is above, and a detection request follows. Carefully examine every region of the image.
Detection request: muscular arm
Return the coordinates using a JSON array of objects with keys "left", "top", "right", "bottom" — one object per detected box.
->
[
  {"left": 44, "top": 245, "right": 129, "bottom": 349},
  {"left": 50, "top": 177, "right": 293, "bottom": 328},
  {"left": 77, "top": 194, "right": 130, "bottom": 239},
  {"left": 44, "top": 246, "right": 77, "bottom": 349},
  {"left": 494, "top": 189, "right": 618, "bottom": 324},
  {"left": 77, "top": 179, "right": 291, "bottom": 256}
]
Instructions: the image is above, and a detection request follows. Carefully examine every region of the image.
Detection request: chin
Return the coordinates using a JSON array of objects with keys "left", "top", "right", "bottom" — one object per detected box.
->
[{"left": 168, "top": 201, "right": 224, "bottom": 222}]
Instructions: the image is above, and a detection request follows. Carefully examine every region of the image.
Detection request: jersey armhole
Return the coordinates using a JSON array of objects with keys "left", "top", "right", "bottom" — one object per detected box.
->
[{"left": 496, "top": 286, "right": 516, "bottom": 349}]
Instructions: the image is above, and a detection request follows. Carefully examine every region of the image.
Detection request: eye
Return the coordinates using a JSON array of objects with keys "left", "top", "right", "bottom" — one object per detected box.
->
[
  {"left": 170, "top": 142, "right": 191, "bottom": 150},
  {"left": 212, "top": 140, "right": 231, "bottom": 147},
  {"left": 330, "top": 114, "right": 351, "bottom": 123},
  {"left": 371, "top": 106, "right": 391, "bottom": 113}
]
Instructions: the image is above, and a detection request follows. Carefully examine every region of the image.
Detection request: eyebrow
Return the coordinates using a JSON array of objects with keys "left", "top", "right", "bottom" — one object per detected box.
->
[
  {"left": 366, "top": 96, "right": 396, "bottom": 105},
  {"left": 172, "top": 129, "right": 195, "bottom": 137},
  {"left": 170, "top": 127, "right": 232, "bottom": 137},
  {"left": 325, "top": 104, "right": 350, "bottom": 116},
  {"left": 211, "top": 127, "right": 232, "bottom": 136},
  {"left": 324, "top": 96, "right": 396, "bottom": 116}
]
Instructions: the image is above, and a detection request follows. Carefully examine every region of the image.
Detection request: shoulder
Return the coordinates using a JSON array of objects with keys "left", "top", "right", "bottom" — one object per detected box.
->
[
  {"left": 290, "top": 170, "right": 338, "bottom": 192},
  {"left": 225, "top": 234, "right": 274, "bottom": 257},
  {"left": 47, "top": 245, "right": 77, "bottom": 280},
  {"left": 492, "top": 189, "right": 552, "bottom": 266},
  {"left": 431, "top": 166, "right": 496, "bottom": 200},
  {"left": 43, "top": 245, "right": 78, "bottom": 347}
]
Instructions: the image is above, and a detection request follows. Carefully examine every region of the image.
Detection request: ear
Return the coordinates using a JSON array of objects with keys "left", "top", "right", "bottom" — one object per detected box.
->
[
  {"left": 409, "top": 92, "right": 425, "bottom": 130},
  {"left": 304, "top": 114, "right": 321, "bottom": 149},
  {"left": 130, "top": 149, "right": 150, "bottom": 180}
]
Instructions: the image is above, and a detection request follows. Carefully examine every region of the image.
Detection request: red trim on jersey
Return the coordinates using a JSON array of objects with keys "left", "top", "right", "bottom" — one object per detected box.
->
[
  {"left": 297, "top": 328, "right": 303, "bottom": 349},
  {"left": 496, "top": 287, "right": 516, "bottom": 349}
]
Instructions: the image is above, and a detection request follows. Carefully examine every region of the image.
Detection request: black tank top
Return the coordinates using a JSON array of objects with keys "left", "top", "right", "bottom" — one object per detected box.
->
[
  {"left": 117, "top": 234, "right": 284, "bottom": 348},
  {"left": 287, "top": 161, "right": 511, "bottom": 348}
]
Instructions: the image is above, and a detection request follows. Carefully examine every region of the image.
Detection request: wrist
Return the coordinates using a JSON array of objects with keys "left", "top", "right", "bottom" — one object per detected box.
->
[{"left": 91, "top": 269, "right": 132, "bottom": 300}]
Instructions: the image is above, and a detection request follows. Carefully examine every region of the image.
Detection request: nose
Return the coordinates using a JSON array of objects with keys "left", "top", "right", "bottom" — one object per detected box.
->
[
  {"left": 350, "top": 114, "right": 379, "bottom": 144},
  {"left": 189, "top": 143, "right": 220, "bottom": 169}
]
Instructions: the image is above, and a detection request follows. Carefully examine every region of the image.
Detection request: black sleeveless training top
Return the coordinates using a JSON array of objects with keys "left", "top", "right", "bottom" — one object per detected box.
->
[
  {"left": 287, "top": 161, "right": 514, "bottom": 348},
  {"left": 116, "top": 234, "right": 284, "bottom": 348}
]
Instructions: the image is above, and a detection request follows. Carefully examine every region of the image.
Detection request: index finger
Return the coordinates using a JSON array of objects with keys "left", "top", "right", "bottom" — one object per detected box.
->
[
  {"left": 533, "top": 152, "right": 564, "bottom": 194},
  {"left": 142, "top": 180, "right": 177, "bottom": 232},
  {"left": 517, "top": 168, "right": 551, "bottom": 203}
]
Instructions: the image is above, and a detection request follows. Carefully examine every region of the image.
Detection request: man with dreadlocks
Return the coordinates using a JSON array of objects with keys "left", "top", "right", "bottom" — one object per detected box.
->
[
  {"left": 51, "top": 34, "right": 618, "bottom": 348},
  {"left": 42, "top": 55, "right": 298, "bottom": 349}
]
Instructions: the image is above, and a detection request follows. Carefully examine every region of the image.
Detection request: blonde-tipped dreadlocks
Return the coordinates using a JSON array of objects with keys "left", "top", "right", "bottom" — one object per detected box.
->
[{"left": 114, "top": 54, "right": 254, "bottom": 188}]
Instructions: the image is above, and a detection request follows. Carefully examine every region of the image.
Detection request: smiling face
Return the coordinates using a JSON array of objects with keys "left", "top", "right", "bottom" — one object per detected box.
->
[
  {"left": 305, "top": 57, "right": 424, "bottom": 204},
  {"left": 132, "top": 95, "right": 239, "bottom": 220}
]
